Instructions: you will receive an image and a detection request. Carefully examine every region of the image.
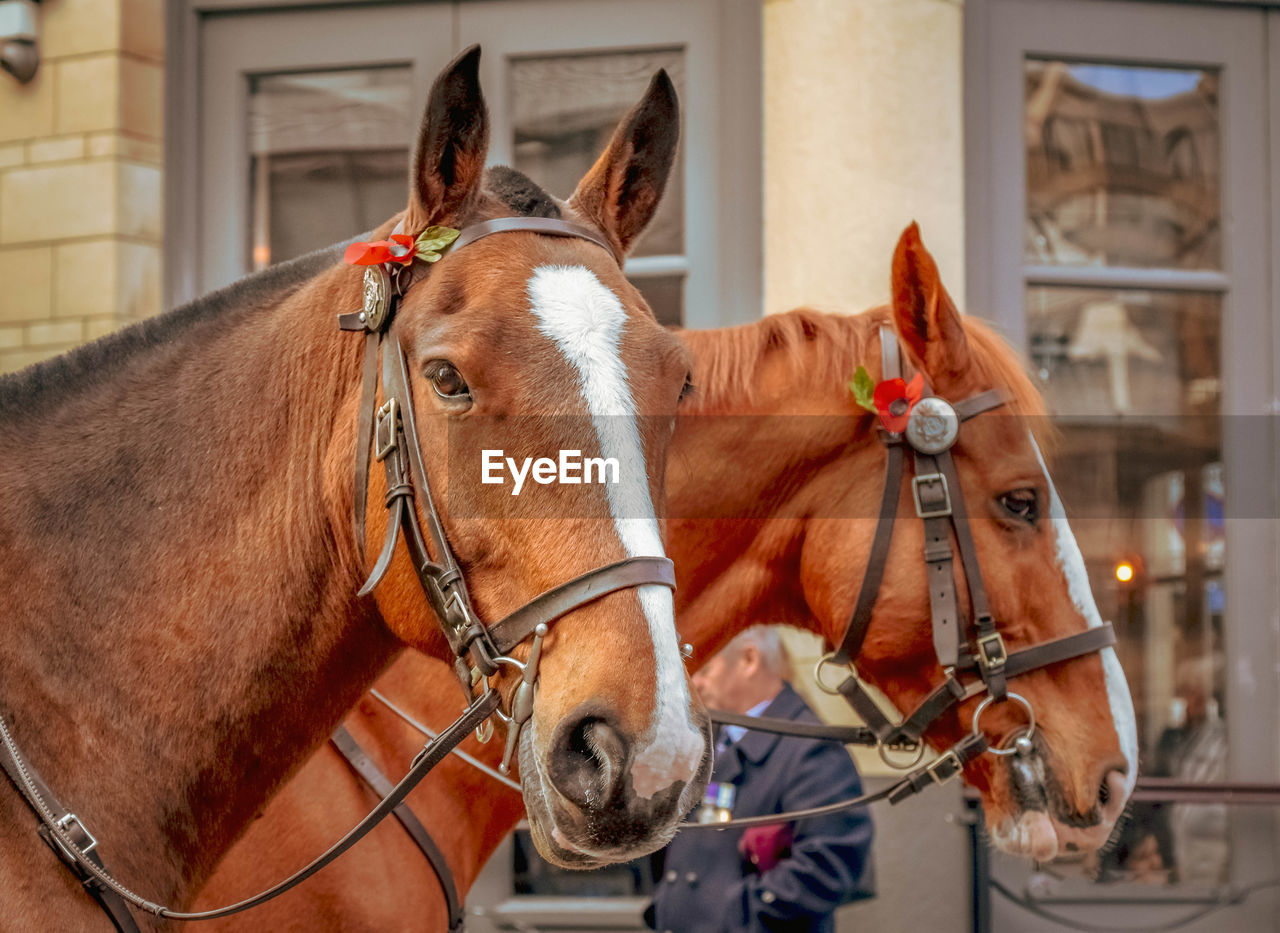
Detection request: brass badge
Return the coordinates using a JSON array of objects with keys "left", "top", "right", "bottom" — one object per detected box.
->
[{"left": 362, "top": 265, "right": 392, "bottom": 332}]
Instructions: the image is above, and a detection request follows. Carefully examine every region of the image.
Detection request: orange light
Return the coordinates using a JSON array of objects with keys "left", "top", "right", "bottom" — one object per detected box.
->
[{"left": 1115, "top": 562, "right": 1135, "bottom": 583}]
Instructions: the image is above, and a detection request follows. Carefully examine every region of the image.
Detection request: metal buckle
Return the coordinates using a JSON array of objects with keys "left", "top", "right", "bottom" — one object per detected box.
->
[
  {"left": 55, "top": 812, "right": 97, "bottom": 856},
  {"left": 976, "top": 631, "right": 1007, "bottom": 672},
  {"left": 878, "top": 736, "right": 926, "bottom": 770},
  {"left": 912, "top": 473, "right": 951, "bottom": 518},
  {"left": 374, "top": 398, "right": 399, "bottom": 461},
  {"left": 925, "top": 749, "right": 963, "bottom": 785}
]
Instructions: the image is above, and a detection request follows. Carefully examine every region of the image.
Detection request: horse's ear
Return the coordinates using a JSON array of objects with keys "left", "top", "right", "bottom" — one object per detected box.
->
[
  {"left": 890, "top": 223, "right": 971, "bottom": 379},
  {"left": 569, "top": 69, "right": 680, "bottom": 256},
  {"left": 405, "top": 45, "right": 489, "bottom": 230}
]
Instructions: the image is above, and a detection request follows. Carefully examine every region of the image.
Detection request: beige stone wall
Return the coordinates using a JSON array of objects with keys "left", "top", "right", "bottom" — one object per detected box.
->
[
  {"left": 0, "top": 0, "right": 163, "bottom": 373},
  {"left": 764, "top": 0, "right": 965, "bottom": 316}
]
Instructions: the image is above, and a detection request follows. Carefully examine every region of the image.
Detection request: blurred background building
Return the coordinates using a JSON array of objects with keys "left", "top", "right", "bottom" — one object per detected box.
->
[{"left": 1, "top": 0, "right": 1278, "bottom": 931}]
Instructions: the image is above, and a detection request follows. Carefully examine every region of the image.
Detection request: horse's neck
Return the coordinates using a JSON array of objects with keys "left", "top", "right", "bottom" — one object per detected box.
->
[
  {"left": 668, "top": 312, "right": 882, "bottom": 655},
  {"left": 0, "top": 270, "right": 398, "bottom": 904}
]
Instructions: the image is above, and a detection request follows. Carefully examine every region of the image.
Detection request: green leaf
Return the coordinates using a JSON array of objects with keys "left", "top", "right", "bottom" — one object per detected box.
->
[
  {"left": 414, "top": 225, "right": 461, "bottom": 262},
  {"left": 849, "top": 365, "right": 877, "bottom": 413}
]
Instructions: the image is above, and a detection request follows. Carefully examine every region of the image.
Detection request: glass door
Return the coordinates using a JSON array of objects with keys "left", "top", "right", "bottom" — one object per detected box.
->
[
  {"left": 172, "top": 0, "right": 761, "bottom": 327},
  {"left": 967, "top": 0, "right": 1278, "bottom": 929},
  {"left": 191, "top": 4, "right": 452, "bottom": 298},
  {"left": 458, "top": 0, "right": 760, "bottom": 328}
]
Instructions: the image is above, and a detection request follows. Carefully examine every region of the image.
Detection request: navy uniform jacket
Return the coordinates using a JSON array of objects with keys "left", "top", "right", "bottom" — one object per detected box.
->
[{"left": 651, "top": 683, "right": 873, "bottom": 933}]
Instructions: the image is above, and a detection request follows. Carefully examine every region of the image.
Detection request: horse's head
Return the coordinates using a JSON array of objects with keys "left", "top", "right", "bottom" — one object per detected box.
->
[
  {"left": 798, "top": 226, "right": 1137, "bottom": 861},
  {"left": 343, "top": 48, "right": 709, "bottom": 867}
]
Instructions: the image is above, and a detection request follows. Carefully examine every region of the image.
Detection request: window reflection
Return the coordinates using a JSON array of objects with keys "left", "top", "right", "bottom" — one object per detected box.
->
[
  {"left": 511, "top": 48, "right": 685, "bottom": 257},
  {"left": 1028, "top": 285, "right": 1229, "bottom": 886},
  {"left": 248, "top": 68, "right": 412, "bottom": 269},
  {"left": 1025, "top": 60, "right": 1220, "bottom": 269},
  {"left": 511, "top": 48, "right": 687, "bottom": 324}
]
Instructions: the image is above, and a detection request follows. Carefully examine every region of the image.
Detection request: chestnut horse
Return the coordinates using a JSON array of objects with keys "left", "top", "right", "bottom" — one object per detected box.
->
[
  {"left": 196, "top": 226, "right": 1138, "bottom": 931},
  {"left": 0, "top": 48, "right": 711, "bottom": 931}
]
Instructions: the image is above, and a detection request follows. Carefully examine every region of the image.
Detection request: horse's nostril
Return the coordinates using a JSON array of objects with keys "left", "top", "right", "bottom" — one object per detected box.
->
[
  {"left": 1098, "top": 768, "right": 1128, "bottom": 822},
  {"left": 548, "top": 710, "right": 629, "bottom": 810}
]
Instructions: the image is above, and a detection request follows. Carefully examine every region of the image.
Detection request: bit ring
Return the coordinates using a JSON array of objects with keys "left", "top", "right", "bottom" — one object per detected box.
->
[
  {"left": 813, "top": 653, "right": 853, "bottom": 695},
  {"left": 877, "top": 739, "right": 926, "bottom": 770},
  {"left": 970, "top": 692, "right": 1036, "bottom": 757}
]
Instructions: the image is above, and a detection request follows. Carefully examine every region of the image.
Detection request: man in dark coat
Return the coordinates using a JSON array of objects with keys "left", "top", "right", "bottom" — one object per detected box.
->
[{"left": 650, "top": 627, "right": 873, "bottom": 933}]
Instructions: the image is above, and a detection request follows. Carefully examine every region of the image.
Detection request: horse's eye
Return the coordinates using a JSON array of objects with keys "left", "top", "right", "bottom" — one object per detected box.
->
[
  {"left": 999, "top": 488, "right": 1039, "bottom": 525},
  {"left": 428, "top": 361, "right": 470, "bottom": 400},
  {"left": 679, "top": 373, "right": 696, "bottom": 403}
]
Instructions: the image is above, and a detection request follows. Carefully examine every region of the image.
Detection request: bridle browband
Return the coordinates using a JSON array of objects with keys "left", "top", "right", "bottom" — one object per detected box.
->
[
  {"left": 685, "top": 326, "right": 1119, "bottom": 827},
  {"left": 0, "top": 216, "right": 679, "bottom": 929}
]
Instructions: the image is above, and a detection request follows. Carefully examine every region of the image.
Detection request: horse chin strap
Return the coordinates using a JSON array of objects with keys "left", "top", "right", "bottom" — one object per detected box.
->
[{"left": 690, "top": 327, "right": 1120, "bottom": 828}]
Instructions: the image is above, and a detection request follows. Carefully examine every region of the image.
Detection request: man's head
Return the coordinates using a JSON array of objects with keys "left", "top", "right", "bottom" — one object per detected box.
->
[
  {"left": 1174, "top": 655, "right": 1219, "bottom": 725},
  {"left": 692, "top": 626, "right": 791, "bottom": 714}
]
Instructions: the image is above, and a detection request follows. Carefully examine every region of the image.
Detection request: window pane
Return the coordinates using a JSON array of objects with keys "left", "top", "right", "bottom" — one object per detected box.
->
[
  {"left": 248, "top": 67, "right": 412, "bottom": 269},
  {"left": 1025, "top": 60, "right": 1220, "bottom": 269},
  {"left": 510, "top": 48, "right": 685, "bottom": 257},
  {"left": 1028, "top": 285, "right": 1228, "bottom": 881},
  {"left": 632, "top": 273, "right": 684, "bottom": 327},
  {"left": 1027, "top": 287, "right": 1220, "bottom": 416}
]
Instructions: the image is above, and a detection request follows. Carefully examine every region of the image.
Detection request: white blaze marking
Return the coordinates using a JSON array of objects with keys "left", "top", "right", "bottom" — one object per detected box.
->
[
  {"left": 527, "top": 265, "right": 704, "bottom": 799},
  {"left": 1031, "top": 437, "right": 1139, "bottom": 799}
]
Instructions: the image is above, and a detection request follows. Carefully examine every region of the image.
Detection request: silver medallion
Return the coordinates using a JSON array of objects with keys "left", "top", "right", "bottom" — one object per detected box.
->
[
  {"left": 905, "top": 396, "right": 959, "bottom": 454},
  {"left": 362, "top": 265, "right": 392, "bottom": 332}
]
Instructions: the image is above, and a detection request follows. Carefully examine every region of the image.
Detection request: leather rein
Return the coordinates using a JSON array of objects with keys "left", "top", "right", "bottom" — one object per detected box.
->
[
  {"left": 683, "top": 327, "right": 1119, "bottom": 828},
  {"left": 0, "top": 216, "right": 678, "bottom": 929}
]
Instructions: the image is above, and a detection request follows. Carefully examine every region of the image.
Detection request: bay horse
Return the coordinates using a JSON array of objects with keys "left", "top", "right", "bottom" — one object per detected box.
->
[
  {"left": 0, "top": 47, "right": 711, "bottom": 931},
  {"left": 195, "top": 225, "right": 1138, "bottom": 930}
]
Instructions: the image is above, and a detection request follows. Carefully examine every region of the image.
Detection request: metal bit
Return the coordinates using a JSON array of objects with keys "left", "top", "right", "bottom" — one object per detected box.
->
[{"left": 500, "top": 623, "right": 547, "bottom": 774}]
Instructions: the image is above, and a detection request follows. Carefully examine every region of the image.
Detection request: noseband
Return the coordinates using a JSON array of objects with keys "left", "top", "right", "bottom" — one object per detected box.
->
[{"left": 0, "top": 216, "right": 680, "bottom": 929}]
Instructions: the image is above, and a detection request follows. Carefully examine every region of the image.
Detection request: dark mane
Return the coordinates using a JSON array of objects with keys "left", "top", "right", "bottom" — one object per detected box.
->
[
  {"left": 0, "top": 241, "right": 347, "bottom": 422},
  {"left": 485, "top": 166, "right": 561, "bottom": 218}
]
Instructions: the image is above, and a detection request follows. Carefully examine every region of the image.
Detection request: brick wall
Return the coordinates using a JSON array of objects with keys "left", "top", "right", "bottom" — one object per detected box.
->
[{"left": 0, "top": 0, "right": 163, "bottom": 373}]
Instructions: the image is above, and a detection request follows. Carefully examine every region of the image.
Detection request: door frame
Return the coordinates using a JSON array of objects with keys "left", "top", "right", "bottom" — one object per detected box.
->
[{"left": 964, "top": 0, "right": 1278, "bottom": 787}]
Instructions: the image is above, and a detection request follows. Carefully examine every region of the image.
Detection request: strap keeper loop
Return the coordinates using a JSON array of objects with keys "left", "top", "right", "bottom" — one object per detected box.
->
[
  {"left": 923, "top": 539, "right": 953, "bottom": 563},
  {"left": 374, "top": 398, "right": 400, "bottom": 461}
]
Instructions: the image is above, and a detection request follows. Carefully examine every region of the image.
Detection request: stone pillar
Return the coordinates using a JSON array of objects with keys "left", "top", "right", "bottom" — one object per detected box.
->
[
  {"left": 763, "top": 0, "right": 965, "bottom": 315},
  {"left": 0, "top": 0, "right": 163, "bottom": 373}
]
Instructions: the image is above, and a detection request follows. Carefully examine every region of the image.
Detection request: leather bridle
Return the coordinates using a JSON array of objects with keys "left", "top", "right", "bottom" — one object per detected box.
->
[
  {"left": 0, "top": 216, "right": 680, "bottom": 929},
  {"left": 686, "top": 326, "right": 1120, "bottom": 826}
]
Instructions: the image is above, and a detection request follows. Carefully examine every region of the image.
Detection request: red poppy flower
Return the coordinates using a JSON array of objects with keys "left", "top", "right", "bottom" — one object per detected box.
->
[
  {"left": 344, "top": 234, "right": 417, "bottom": 267},
  {"left": 385, "top": 234, "right": 416, "bottom": 265},
  {"left": 873, "top": 373, "right": 924, "bottom": 433}
]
